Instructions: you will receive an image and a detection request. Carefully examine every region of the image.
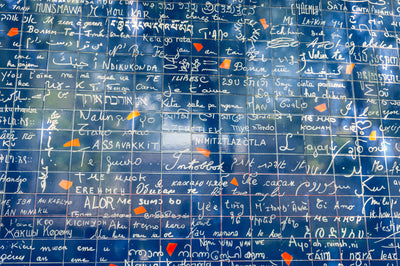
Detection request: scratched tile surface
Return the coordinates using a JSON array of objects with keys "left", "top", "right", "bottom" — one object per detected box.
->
[{"left": 1, "top": 0, "right": 400, "bottom": 265}]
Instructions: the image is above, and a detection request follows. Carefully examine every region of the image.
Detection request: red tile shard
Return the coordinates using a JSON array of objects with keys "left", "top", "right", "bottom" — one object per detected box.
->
[
  {"left": 7, "top": 28, "right": 19, "bottom": 37},
  {"left": 196, "top": 147, "right": 210, "bottom": 157},
  {"left": 281, "top": 252, "right": 293, "bottom": 266},
  {"left": 127, "top": 110, "right": 140, "bottom": 120},
  {"left": 193, "top": 43, "right": 203, "bottom": 52},
  {"left": 166, "top": 243, "right": 178, "bottom": 256},
  {"left": 314, "top": 103, "right": 327, "bottom": 113},
  {"left": 219, "top": 59, "right": 231, "bottom": 69},
  {"left": 63, "top": 139, "right": 80, "bottom": 147},
  {"left": 134, "top": 206, "right": 147, "bottom": 215},
  {"left": 346, "top": 63, "right": 355, "bottom": 74},
  {"left": 59, "top": 180, "right": 73, "bottom": 190},
  {"left": 230, "top": 177, "right": 239, "bottom": 186},
  {"left": 259, "top": 18, "right": 269, "bottom": 29}
]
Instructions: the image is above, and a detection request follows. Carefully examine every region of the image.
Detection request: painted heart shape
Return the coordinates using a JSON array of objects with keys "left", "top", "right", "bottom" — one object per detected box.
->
[{"left": 356, "top": 120, "right": 372, "bottom": 131}]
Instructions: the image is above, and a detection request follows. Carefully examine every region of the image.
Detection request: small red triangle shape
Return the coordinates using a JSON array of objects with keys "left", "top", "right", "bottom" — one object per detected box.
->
[
  {"left": 219, "top": 59, "right": 231, "bottom": 69},
  {"left": 230, "top": 177, "right": 239, "bottom": 186},
  {"left": 63, "top": 138, "right": 80, "bottom": 147},
  {"left": 314, "top": 103, "right": 327, "bottom": 113},
  {"left": 193, "top": 43, "right": 203, "bottom": 52},
  {"left": 196, "top": 147, "right": 210, "bottom": 157},
  {"left": 259, "top": 18, "right": 269, "bottom": 29},
  {"left": 166, "top": 243, "right": 177, "bottom": 256},
  {"left": 281, "top": 252, "right": 293, "bottom": 266},
  {"left": 7, "top": 28, "right": 19, "bottom": 37}
]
